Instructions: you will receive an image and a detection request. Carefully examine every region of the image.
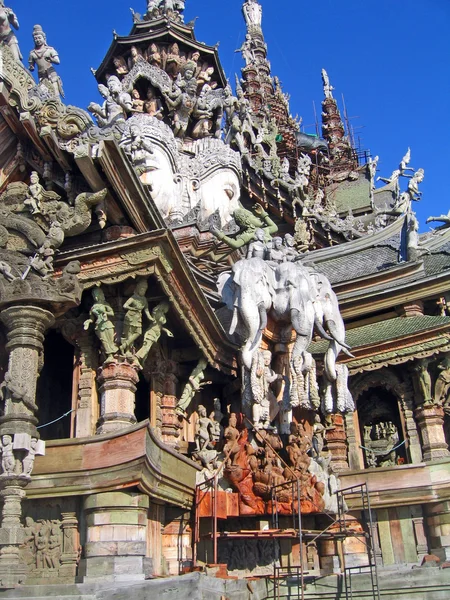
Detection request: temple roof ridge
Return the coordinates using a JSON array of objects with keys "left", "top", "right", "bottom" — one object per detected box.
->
[{"left": 304, "top": 213, "right": 407, "bottom": 264}]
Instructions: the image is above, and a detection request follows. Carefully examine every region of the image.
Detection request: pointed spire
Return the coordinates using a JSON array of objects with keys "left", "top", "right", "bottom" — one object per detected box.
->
[{"left": 320, "top": 68, "right": 357, "bottom": 171}]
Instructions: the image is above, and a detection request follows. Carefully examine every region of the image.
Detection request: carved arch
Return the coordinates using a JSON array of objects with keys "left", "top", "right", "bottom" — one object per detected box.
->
[{"left": 350, "top": 369, "right": 421, "bottom": 464}]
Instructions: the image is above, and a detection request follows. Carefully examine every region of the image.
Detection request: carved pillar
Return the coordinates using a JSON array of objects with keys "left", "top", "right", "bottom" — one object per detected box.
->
[
  {"left": 325, "top": 414, "right": 349, "bottom": 471},
  {"left": 345, "top": 412, "right": 363, "bottom": 470},
  {"left": 402, "top": 403, "right": 423, "bottom": 464},
  {"left": 415, "top": 405, "right": 449, "bottom": 461},
  {"left": 60, "top": 512, "right": 80, "bottom": 579},
  {"left": 75, "top": 333, "right": 99, "bottom": 438},
  {"left": 0, "top": 306, "right": 54, "bottom": 436},
  {"left": 411, "top": 506, "right": 428, "bottom": 562},
  {"left": 149, "top": 360, "right": 181, "bottom": 447},
  {"left": 96, "top": 362, "right": 139, "bottom": 434},
  {"left": 0, "top": 305, "right": 54, "bottom": 587},
  {"left": 83, "top": 491, "right": 149, "bottom": 582}
]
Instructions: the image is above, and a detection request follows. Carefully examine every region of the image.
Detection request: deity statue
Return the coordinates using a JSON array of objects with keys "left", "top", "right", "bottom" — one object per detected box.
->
[
  {"left": 435, "top": 354, "right": 450, "bottom": 407},
  {"left": 0, "top": 434, "right": 15, "bottom": 475},
  {"left": 134, "top": 301, "right": 173, "bottom": 366},
  {"left": 113, "top": 55, "right": 129, "bottom": 76},
  {"left": 321, "top": 69, "right": 334, "bottom": 99},
  {"left": 243, "top": 0, "right": 263, "bottom": 28},
  {"left": 176, "top": 358, "right": 211, "bottom": 416},
  {"left": 24, "top": 171, "right": 45, "bottom": 215},
  {"left": 83, "top": 287, "right": 118, "bottom": 363},
  {"left": 223, "top": 413, "right": 240, "bottom": 462},
  {"left": 29, "top": 240, "right": 55, "bottom": 278},
  {"left": 21, "top": 438, "right": 38, "bottom": 477},
  {"left": 195, "top": 405, "right": 214, "bottom": 452},
  {"left": 246, "top": 227, "right": 269, "bottom": 259},
  {"left": 412, "top": 358, "right": 433, "bottom": 405},
  {"left": 127, "top": 45, "right": 142, "bottom": 71},
  {"left": 209, "top": 398, "right": 224, "bottom": 444},
  {"left": 147, "top": 43, "right": 161, "bottom": 68},
  {"left": 122, "top": 123, "right": 155, "bottom": 175},
  {"left": 250, "top": 350, "right": 282, "bottom": 430},
  {"left": 211, "top": 204, "right": 278, "bottom": 251},
  {"left": 88, "top": 76, "right": 132, "bottom": 129},
  {"left": 144, "top": 87, "right": 164, "bottom": 119},
  {"left": 0, "top": 1, "right": 21, "bottom": 61},
  {"left": 131, "top": 89, "right": 144, "bottom": 113},
  {"left": 165, "top": 61, "right": 198, "bottom": 137},
  {"left": 283, "top": 233, "right": 300, "bottom": 260},
  {"left": 120, "top": 279, "right": 152, "bottom": 356},
  {"left": 312, "top": 414, "right": 326, "bottom": 458},
  {"left": 28, "top": 25, "right": 64, "bottom": 98},
  {"left": 266, "top": 236, "right": 285, "bottom": 263}
]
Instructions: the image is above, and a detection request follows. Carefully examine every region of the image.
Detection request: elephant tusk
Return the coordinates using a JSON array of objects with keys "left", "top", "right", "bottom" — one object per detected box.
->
[
  {"left": 258, "top": 302, "right": 267, "bottom": 332},
  {"left": 229, "top": 308, "right": 238, "bottom": 335},
  {"left": 326, "top": 319, "right": 351, "bottom": 349},
  {"left": 315, "top": 318, "right": 333, "bottom": 341},
  {"left": 341, "top": 347, "right": 355, "bottom": 359}
]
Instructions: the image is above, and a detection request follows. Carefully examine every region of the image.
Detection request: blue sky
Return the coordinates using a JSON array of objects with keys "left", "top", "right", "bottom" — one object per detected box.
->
[{"left": 12, "top": 0, "right": 450, "bottom": 229}]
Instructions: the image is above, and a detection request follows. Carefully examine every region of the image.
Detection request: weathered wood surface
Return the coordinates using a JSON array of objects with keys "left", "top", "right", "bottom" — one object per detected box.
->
[{"left": 30, "top": 421, "right": 201, "bottom": 508}]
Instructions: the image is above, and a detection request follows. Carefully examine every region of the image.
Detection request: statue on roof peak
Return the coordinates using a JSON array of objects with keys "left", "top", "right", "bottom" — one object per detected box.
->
[
  {"left": 322, "top": 69, "right": 334, "bottom": 100},
  {"left": 0, "top": 0, "right": 21, "bottom": 61},
  {"left": 29, "top": 24, "right": 64, "bottom": 98},
  {"left": 243, "top": 0, "right": 262, "bottom": 28},
  {"left": 146, "top": 0, "right": 185, "bottom": 22}
]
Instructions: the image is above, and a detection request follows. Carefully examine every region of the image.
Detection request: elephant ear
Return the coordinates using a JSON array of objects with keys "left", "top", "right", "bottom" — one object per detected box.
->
[{"left": 217, "top": 271, "right": 235, "bottom": 311}]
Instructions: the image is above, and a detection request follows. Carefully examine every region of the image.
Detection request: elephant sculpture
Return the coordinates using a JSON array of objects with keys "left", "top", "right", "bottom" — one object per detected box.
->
[
  {"left": 306, "top": 267, "right": 353, "bottom": 381},
  {"left": 220, "top": 256, "right": 352, "bottom": 387}
]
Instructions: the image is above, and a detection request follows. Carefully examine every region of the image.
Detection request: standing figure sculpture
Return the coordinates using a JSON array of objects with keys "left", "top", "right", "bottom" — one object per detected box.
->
[
  {"left": 243, "top": 0, "right": 263, "bottom": 28},
  {"left": 28, "top": 25, "right": 64, "bottom": 97},
  {"left": 195, "top": 405, "right": 214, "bottom": 451},
  {"left": 435, "top": 355, "right": 450, "bottom": 407},
  {"left": 176, "top": 358, "right": 211, "bottom": 416},
  {"left": 322, "top": 69, "right": 334, "bottom": 99},
  {"left": 134, "top": 301, "right": 173, "bottom": 366},
  {"left": 250, "top": 350, "right": 282, "bottom": 430},
  {"left": 83, "top": 287, "right": 118, "bottom": 363},
  {"left": 0, "top": 1, "right": 21, "bottom": 61},
  {"left": 120, "top": 279, "right": 152, "bottom": 356}
]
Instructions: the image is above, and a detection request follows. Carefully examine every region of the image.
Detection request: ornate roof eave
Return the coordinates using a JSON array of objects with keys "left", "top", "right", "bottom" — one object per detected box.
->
[
  {"left": 304, "top": 213, "right": 407, "bottom": 264},
  {"left": 338, "top": 267, "right": 450, "bottom": 319},
  {"left": 95, "top": 25, "right": 227, "bottom": 88},
  {"left": 30, "top": 421, "right": 200, "bottom": 507},
  {"left": 55, "top": 228, "right": 239, "bottom": 375},
  {"left": 421, "top": 224, "right": 450, "bottom": 253},
  {"left": 310, "top": 316, "right": 450, "bottom": 375},
  {"left": 130, "top": 15, "right": 196, "bottom": 39}
]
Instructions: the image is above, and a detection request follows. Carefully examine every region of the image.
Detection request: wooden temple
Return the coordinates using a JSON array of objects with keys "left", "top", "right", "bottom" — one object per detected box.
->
[{"left": 0, "top": 1, "right": 448, "bottom": 598}]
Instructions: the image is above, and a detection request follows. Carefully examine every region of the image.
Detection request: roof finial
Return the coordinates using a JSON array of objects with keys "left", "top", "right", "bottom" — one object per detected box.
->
[
  {"left": 146, "top": 0, "right": 185, "bottom": 23},
  {"left": 321, "top": 69, "right": 334, "bottom": 100},
  {"left": 242, "top": 0, "right": 262, "bottom": 29}
]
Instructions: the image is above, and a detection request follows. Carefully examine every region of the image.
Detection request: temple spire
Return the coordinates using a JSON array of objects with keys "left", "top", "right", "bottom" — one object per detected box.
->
[{"left": 321, "top": 69, "right": 357, "bottom": 171}]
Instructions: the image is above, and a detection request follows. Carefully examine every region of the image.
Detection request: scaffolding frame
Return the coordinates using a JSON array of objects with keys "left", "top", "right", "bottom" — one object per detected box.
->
[{"left": 194, "top": 475, "right": 381, "bottom": 600}]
